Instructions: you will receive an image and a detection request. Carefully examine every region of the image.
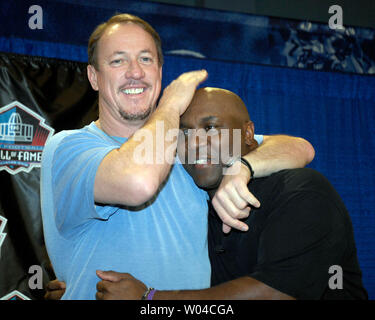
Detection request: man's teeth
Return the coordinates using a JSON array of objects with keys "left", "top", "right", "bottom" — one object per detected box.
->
[
  {"left": 195, "top": 159, "right": 208, "bottom": 165},
  {"left": 122, "top": 88, "right": 145, "bottom": 95}
]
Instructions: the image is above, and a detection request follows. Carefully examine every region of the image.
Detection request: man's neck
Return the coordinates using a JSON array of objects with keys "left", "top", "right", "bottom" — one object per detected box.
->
[
  {"left": 96, "top": 117, "right": 144, "bottom": 138},
  {"left": 207, "top": 188, "right": 218, "bottom": 200}
]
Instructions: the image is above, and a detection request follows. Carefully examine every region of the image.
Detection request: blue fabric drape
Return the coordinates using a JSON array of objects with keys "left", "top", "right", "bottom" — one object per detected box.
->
[{"left": 1, "top": 0, "right": 374, "bottom": 74}]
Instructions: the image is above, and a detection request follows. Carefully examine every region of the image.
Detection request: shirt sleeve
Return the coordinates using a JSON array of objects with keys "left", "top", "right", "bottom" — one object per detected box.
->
[
  {"left": 249, "top": 190, "right": 348, "bottom": 299},
  {"left": 46, "top": 130, "right": 119, "bottom": 235},
  {"left": 254, "top": 134, "right": 263, "bottom": 145}
]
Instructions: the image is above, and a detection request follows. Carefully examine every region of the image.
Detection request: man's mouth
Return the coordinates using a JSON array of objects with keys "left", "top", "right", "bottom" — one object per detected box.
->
[
  {"left": 195, "top": 159, "right": 208, "bottom": 165},
  {"left": 121, "top": 87, "right": 146, "bottom": 95},
  {"left": 193, "top": 158, "right": 215, "bottom": 169},
  {"left": 120, "top": 81, "right": 149, "bottom": 95}
]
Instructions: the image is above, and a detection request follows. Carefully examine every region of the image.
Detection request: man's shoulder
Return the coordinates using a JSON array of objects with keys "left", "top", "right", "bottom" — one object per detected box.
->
[
  {"left": 45, "top": 122, "right": 111, "bottom": 152},
  {"left": 48, "top": 122, "right": 100, "bottom": 143},
  {"left": 247, "top": 168, "right": 349, "bottom": 229},
  {"left": 41, "top": 122, "right": 113, "bottom": 171}
]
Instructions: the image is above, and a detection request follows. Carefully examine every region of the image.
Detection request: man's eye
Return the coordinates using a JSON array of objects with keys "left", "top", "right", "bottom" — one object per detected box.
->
[
  {"left": 180, "top": 128, "right": 192, "bottom": 136},
  {"left": 110, "top": 59, "right": 122, "bottom": 65},
  {"left": 206, "top": 125, "right": 218, "bottom": 133},
  {"left": 140, "top": 56, "right": 152, "bottom": 63}
]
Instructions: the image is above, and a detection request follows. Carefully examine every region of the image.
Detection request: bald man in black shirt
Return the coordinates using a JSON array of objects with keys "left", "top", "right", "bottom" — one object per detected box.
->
[
  {"left": 208, "top": 168, "right": 365, "bottom": 299},
  {"left": 175, "top": 87, "right": 367, "bottom": 300}
]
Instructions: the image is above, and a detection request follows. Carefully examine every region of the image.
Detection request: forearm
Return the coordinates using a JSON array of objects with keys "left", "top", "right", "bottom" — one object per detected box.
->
[
  {"left": 94, "top": 272, "right": 294, "bottom": 300},
  {"left": 95, "top": 104, "right": 179, "bottom": 205},
  {"left": 125, "top": 103, "right": 180, "bottom": 182},
  {"left": 243, "top": 135, "right": 315, "bottom": 178},
  {"left": 153, "top": 281, "right": 244, "bottom": 300},
  {"left": 153, "top": 277, "right": 294, "bottom": 300}
]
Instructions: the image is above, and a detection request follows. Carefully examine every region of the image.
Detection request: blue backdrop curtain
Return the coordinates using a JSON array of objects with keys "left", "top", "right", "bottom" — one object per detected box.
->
[
  {"left": 1, "top": 0, "right": 374, "bottom": 74},
  {"left": 0, "top": 0, "right": 374, "bottom": 299}
]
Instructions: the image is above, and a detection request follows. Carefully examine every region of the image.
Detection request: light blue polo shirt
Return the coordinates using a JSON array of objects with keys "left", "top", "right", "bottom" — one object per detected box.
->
[{"left": 40, "top": 121, "right": 263, "bottom": 299}]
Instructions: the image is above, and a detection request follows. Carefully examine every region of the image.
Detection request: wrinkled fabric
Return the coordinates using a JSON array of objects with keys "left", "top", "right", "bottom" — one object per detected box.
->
[{"left": 0, "top": 0, "right": 374, "bottom": 74}]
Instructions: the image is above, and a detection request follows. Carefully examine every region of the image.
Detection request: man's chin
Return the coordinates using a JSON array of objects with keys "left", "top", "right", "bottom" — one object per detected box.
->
[
  {"left": 119, "top": 107, "right": 152, "bottom": 121},
  {"left": 193, "top": 176, "right": 223, "bottom": 191}
]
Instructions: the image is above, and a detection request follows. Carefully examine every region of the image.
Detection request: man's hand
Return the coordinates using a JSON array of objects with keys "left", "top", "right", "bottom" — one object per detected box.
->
[
  {"left": 44, "top": 279, "right": 66, "bottom": 300},
  {"left": 158, "top": 70, "right": 208, "bottom": 116},
  {"left": 212, "top": 161, "right": 260, "bottom": 233},
  {"left": 95, "top": 270, "right": 147, "bottom": 300},
  {"left": 212, "top": 134, "right": 314, "bottom": 233}
]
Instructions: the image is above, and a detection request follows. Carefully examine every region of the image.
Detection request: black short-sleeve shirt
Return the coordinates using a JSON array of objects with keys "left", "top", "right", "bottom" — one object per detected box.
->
[{"left": 208, "top": 168, "right": 368, "bottom": 299}]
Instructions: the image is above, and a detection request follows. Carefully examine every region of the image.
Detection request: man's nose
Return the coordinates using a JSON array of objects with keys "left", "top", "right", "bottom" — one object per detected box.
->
[
  {"left": 188, "top": 129, "right": 209, "bottom": 149},
  {"left": 125, "top": 60, "right": 145, "bottom": 79},
  {"left": 187, "top": 130, "right": 210, "bottom": 161}
]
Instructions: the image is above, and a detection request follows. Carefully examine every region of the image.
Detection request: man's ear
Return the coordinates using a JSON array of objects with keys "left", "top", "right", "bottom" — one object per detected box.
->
[
  {"left": 243, "top": 120, "right": 258, "bottom": 150},
  {"left": 87, "top": 65, "right": 99, "bottom": 91},
  {"left": 159, "top": 65, "right": 163, "bottom": 81}
]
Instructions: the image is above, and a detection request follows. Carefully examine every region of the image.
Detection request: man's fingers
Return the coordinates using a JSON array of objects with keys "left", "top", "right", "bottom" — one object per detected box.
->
[
  {"left": 96, "top": 280, "right": 105, "bottom": 292},
  {"left": 171, "top": 69, "right": 207, "bottom": 90},
  {"left": 214, "top": 189, "right": 251, "bottom": 220},
  {"left": 46, "top": 279, "right": 66, "bottom": 290},
  {"left": 96, "top": 291, "right": 105, "bottom": 300},
  {"left": 211, "top": 172, "right": 262, "bottom": 233},
  {"left": 222, "top": 184, "right": 251, "bottom": 211},
  {"left": 181, "top": 69, "right": 208, "bottom": 83},
  {"left": 236, "top": 183, "right": 261, "bottom": 208},
  {"left": 44, "top": 289, "right": 65, "bottom": 300},
  {"left": 222, "top": 223, "right": 232, "bottom": 234},
  {"left": 212, "top": 197, "right": 249, "bottom": 233},
  {"left": 161, "top": 69, "right": 208, "bottom": 115},
  {"left": 96, "top": 270, "right": 127, "bottom": 282}
]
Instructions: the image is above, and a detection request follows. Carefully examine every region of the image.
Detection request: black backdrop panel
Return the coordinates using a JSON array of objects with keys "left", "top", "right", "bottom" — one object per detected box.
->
[{"left": 0, "top": 52, "right": 97, "bottom": 299}]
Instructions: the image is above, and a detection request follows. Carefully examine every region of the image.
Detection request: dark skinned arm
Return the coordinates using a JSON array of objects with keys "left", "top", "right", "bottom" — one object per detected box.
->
[
  {"left": 154, "top": 277, "right": 294, "bottom": 300},
  {"left": 95, "top": 271, "right": 295, "bottom": 300}
]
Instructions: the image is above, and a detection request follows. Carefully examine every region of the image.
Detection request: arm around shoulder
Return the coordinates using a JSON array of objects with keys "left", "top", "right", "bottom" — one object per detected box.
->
[
  {"left": 265, "top": 135, "right": 315, "bottom": 164},
  {"left": 243, "top": 135, "right": 315, "bottom": 178},
  {"left": 95, "top": 272, "right": 295, "bottom": 300},
  {"left": 154, "top": 277, "right": 295, "bottom": 300}
]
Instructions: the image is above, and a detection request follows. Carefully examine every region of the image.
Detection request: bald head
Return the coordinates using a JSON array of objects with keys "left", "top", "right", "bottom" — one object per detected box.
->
[{"left": 182, "top": 87, "right": 251, "bottom": 128}]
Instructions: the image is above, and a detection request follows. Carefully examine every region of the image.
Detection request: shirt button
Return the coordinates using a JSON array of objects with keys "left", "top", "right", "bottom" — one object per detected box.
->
[{"left": 215, "top": 245, "right": 225, "bottom": 254}]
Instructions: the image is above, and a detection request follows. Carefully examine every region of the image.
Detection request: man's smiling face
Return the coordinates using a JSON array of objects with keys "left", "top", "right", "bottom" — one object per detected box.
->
[
  {"left": 178, "top": 88, "right": 257, "bottom": 190},
  {"left": 88, "top": 22, "right": 162, "bottom": 122}
]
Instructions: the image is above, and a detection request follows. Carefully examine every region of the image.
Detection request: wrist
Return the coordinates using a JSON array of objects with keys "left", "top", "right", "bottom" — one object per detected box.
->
[
  {"left": 227, "top": 157, "right": 254, "bottom": 180},
  {"left": 239, "top": 157, "right": 254, "bottom": 180},
  {"left": 141, "top": 287, "right": 157, "bottom": 300},
  {"left": 157, "top": 97, "right": 181, "bottom": 117}
]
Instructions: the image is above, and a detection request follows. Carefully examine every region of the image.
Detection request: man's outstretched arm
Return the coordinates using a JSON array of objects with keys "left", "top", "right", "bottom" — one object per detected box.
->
[
  {"left": 245, "top": 135, "right": 315, "bottom": 177},
  {"left": 44, "top": 274, "right": 294, "bottom": 300},
  {"left": 212, "top": 135, "right": 315, "bottom": 233},
  {"left": 95, "top": 271, "right": 295, "bottom": 300}
]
